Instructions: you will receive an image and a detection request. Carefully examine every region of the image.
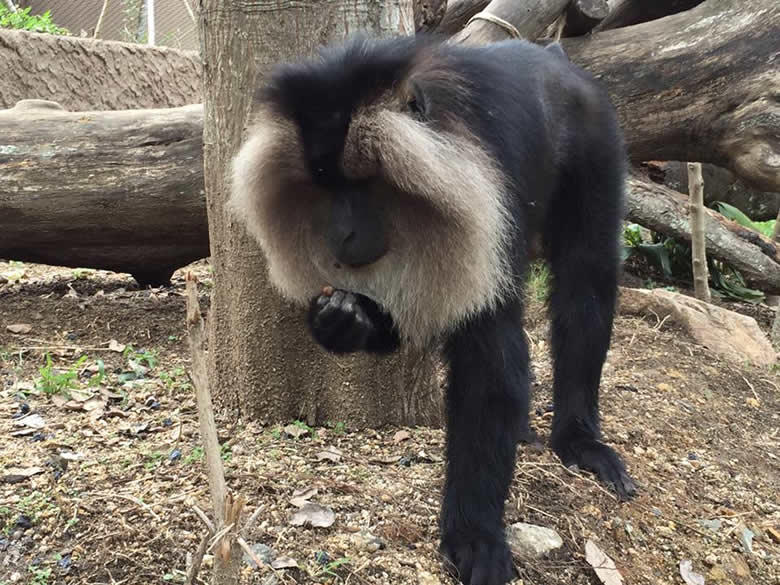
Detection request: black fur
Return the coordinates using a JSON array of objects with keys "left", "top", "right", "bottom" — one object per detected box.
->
[{"left": 264, "top": 34, "right": 634, "bottom": 585}]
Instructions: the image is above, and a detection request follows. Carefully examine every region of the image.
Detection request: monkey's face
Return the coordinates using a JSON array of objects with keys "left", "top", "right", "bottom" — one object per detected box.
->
[{"left": 229, "top": 36, "right": 517, "bottom": 346}]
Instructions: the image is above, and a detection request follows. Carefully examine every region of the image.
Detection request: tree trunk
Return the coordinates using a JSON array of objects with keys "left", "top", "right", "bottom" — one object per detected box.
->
[
  {"left": 0, "top": 28, "right": 201, "bottom": 111},
  {"left": 596, "top": 0, "right": 705, "bottom": 31},
  {"left": 198, "top": 1, "right": 441, "bottom": 430},
  {"left": 0, "top": 99, "right": 207, "bottom": 286},
  {"left": 627, "top": 173, "right": 780, "bottom": 294},
  {"left": 687, "top": 163, "right": 711, "bottom": 302},
  {"left": 563, "top": 0, "right": 780, "bottom": 192}
]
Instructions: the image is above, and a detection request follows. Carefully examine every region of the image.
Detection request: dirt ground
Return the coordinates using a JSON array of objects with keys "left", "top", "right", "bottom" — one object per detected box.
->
[{"left": 0, "top": 258, "right": 778, "bottom": 585}]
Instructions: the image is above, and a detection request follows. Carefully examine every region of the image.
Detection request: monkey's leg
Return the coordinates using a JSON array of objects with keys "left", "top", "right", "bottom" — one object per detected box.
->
[
  {"left": 439, "top": 303, "right": 528, "bottom": 585},
  {"left": 546, "top": 215, "right": 637, "bottom": 500},
  {"left": 307, "top": 289, "right": 400, "bottom": 354}
]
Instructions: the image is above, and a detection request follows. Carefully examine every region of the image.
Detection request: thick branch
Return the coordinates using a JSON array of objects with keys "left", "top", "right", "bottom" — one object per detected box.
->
[
  {"left": 0, "top": 100, "right": 208, "bottom": 285},
  {"left": 451, "top": 0, "right": 569, "bottom": 45},
  {"left": 596, "top": 0, "right": 705, "bottom": 31},
  {"left": 627, "top": 173, "right": 780, "bottom": 294},
  {"left": 563, "top": 0, "right": 780, "bottom": 192},
  {"left": 0, "top": 28, "right": 201, "bottom": 111}
]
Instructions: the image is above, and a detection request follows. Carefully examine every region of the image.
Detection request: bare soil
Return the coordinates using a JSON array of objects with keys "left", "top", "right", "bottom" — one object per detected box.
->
[{"left": 0, "top": 259, "right": 777, "bottom": 585}]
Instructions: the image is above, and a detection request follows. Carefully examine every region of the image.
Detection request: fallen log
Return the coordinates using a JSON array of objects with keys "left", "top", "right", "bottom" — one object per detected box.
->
[
  {"left": 3, "top": 100, "right": 778, "bottom": 293},
  {"left": 0, "top": 28, "right": 201, "bottom": 111},
  {"left": 626, "top": 173, "right": 780, "bottom": 294},
  {"left": 595, "top": 0, "right": 705, "bottom": 32},
  {"left": 0, "top": 100, "right": 207, "bottom": 286},
  {"left": 564, "top": 0, "right": 780, "bottom": 192}
]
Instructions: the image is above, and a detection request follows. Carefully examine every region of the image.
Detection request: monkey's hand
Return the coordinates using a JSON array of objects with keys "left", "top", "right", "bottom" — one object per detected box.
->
[{"left": 307, "top": 288, "right": 400, "bottom": 355}]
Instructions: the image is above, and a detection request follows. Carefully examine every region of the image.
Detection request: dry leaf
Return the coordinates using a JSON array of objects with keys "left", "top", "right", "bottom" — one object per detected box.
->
[
  {"left": 108, "top": 339, "right": 126, "bottom": 352},
  {"left": 1, "top": 466, "right": 44, "bottom": 483},
  {"left": 6, "top": 323, "right": 32, "bottom": 334},
  {"left": 70, "top": 389, "right": 93, "bottom": 402},
  {"left": 290, "top": 487, "right": 318, "bottom": 508},
  {"left": 83, "top": 398, "right": 104, "bottom": 412},
  {"left": 316, "top": 446, "right": 343, "bottom": 463},
  {"left": 585, "top": 540, "right": 624, "bottom": 585},
  {"left": 289, "top": 502, "right": 335, "bottom": 528},
  {"left": 14, "top": 413, "right": 45, "bottom": 429},
  {"left": 679, "top": 559, "right": 705, "bottom": 585},
  {"left": 271, "top": 556, "right": 299, "bottom": 570},
  {"left": 283, "top": 424, "right": 309, "bottom": 439},
  {"left": 393, "top": 430, "right": 411, "bottom": 443}
]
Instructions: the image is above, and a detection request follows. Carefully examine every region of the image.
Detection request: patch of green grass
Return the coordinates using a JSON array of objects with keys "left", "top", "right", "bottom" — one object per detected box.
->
[{"left": 525, "top": 261, "right": 551, "bottom": 304}]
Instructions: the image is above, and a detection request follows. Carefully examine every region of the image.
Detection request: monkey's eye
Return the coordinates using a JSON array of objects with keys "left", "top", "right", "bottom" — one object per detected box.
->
[
  {"left": 406, "top": 88, "right": 427, "bottom": 120},
  {"left": 408, "top": 97, "right": 421, "bottom": 116}
]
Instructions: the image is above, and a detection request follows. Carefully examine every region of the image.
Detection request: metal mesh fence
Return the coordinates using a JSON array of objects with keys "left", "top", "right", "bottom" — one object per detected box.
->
[{"left": 22, "top": 0, "right": 199, "bottom": 51}]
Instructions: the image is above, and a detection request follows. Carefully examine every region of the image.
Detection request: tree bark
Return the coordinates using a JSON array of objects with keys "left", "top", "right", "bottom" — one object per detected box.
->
[
  {"left": 415, "top": 0, "right": 448, "bottom": 32},
  {"left": 0, "top": 99, "right": 207, "bottom": 286},
  {"left": 563, "top": 0, "right": 609, "bottom": 37},
  {"left": 596, "top": 0, "right": 705, "bottom": 31},
  {"left": 563, "top": 0, "right": 780, "bottom": 192},
  {"left": 451, "top": 0, "right": 569, "bottom": 45},
  {"left": 0, "top": 28, "right": 201, "bottom": 111},
  {"left": 627, "top": 173, "right": 780, "bottom": 294},
  {"left": 199, "top": 0, "right": 441, "bottom": 430},
  {"left": 687, "top": 163, "right": 711, "bottom": 302}
]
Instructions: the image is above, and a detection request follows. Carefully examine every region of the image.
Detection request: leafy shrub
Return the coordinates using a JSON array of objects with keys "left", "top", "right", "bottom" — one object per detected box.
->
[{"left": 0, "top": 6, "right": 69, "bottom": 35}]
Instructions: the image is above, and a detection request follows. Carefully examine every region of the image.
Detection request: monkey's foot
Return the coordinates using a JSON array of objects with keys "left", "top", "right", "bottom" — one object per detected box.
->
[
  {"left": 440, "top": 531, "right": 515, "bottom": 585},
  {"left": 552, "top": 425, "right": 637, "bottom": 500}
]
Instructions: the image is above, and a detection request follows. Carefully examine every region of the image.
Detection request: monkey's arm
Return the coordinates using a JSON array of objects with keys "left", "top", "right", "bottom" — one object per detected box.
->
[{"left": 307, "top": 289, "right": 401, "bottom": 355}]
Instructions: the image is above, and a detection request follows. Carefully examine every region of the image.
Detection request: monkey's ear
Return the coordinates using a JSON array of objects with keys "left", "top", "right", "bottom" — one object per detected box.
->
[{"left": 405, "top": 80, "right": 429, "bottom": 120}]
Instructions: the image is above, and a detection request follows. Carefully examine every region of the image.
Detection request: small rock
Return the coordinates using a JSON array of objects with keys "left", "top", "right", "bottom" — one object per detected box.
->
[
  {"left": 350, "top": 529, "right": 384, "bottom": 553},
  {"left": 723, "top": 553, "right": 751, "bottom": 580},
  {"left": 506, "top": 522, "right": 563, "bottom": 559},
  {"left": 619, "top": 287, "right": 776, "bottom": 366},
  {"left": 737, "top": 524, "right": 754, "bottom": 554},
  {"left": 418, "top": 570, "right": 441, "bottom": 585},
  {"left": 704, "top": 553, "right": 719, "bottom": 567},
  {"left": 243, "top": 542, "right": 274, "bottom": 568},
  {"left": 707, "top": 566, "right": 734, "bottom": 585}
]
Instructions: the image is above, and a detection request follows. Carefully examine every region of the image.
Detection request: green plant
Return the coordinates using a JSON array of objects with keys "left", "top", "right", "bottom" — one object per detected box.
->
[
  {"left": 332, "top": 421, "right": 346, "bottom": 435},
  {"left": 183, "top": 446, "right": 204, "bottom": 465},
  {"left": 0, "top": 6, "right": 69, "bottom": 35},
  {"left": 28, "top": 566, "right": 52, "bottom": 585},
  {"left": 220, "top": 443, "right": 232, "bottom": 462},
  {"left": 36, "top": 353, "right": 87, "bottom": 396},
  {"left": 714, "top": 201, "right": 775, "bottom": 238},
  {"left": 71, "top": 268, "right": 94, "bottom": 280},
  {"left": 314, "top": 557, "right": 351, "bottom": 579},
  {"left": 87, "top": 359, "right": 106, "bottom": 387}
]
